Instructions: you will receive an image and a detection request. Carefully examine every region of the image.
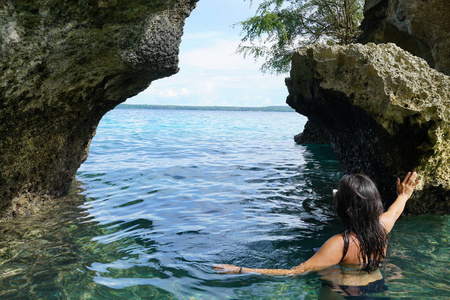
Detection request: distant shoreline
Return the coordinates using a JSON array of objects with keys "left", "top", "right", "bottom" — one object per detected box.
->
[{"left": 117, "top": 104, "right": 295, "bottom": 112}]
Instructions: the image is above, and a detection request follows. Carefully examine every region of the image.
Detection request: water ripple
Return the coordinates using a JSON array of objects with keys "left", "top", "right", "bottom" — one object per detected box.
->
[{"left": 0, "top": 109, "right": 447, "bottom": 299}]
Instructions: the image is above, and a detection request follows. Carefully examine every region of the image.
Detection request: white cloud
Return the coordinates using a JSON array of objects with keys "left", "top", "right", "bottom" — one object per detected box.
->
[
  {"left": 180, "top": 88, "right": 190, "bottom": 96},
  {"left": 141, "top": 86, "right": 191, "bottom": 99},
  {"left": 180, "top": 38, "right": 261, "bottom": 71},
  {"left": 263, "top": 97, "right": 272, "bottom": 105},
  {"left": 198, "top": 81, "right": 215, "bottom": 95},
  {"left": 159, "top": 89, "right": 178, "bottom": 98},
  {"left": 124, "top": 0, "right": 294, "bottom": 107},
  {"left": 126, "top": 29, "right": 288, "bottom": 107}
]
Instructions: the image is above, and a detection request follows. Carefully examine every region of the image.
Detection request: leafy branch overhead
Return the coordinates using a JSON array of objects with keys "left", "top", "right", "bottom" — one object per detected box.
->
[{"left": 237, "top": 0, "right": 364, "bottom": 74}]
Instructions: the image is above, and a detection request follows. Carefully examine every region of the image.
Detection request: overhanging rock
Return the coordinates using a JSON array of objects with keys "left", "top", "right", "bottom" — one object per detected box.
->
[
  {"left": 0, "top": 0, "right": 198, "bottom": 219},
  {"left": 286, "top": 43, "right": 450, "bottom": 214}
]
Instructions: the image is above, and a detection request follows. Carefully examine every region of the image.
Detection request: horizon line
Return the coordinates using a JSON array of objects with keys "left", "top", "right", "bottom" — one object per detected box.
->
[{"left": 118, "top": 103, "right": 295, "bottom": 112}]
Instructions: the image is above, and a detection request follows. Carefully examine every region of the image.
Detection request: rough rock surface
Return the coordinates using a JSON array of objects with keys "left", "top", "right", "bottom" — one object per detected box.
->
[
  {"left": 299, "top": 0, "right": 450, "bottom": 144},
  {"left": 294, "top": 120, "right": 330, "bottom": 144},
  {"left": 359, "top": 0, "right": 450, "bottom": 76},
  {"left": 0, "top": 0, "right": 198, "bottom": 219},
  {"left": 286, "top": 43, "right": 450, "bottom": 214}
]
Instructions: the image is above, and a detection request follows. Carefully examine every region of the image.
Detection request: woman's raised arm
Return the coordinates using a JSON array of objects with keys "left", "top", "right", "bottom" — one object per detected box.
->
[{"left": 380, "top": 171, "right": 419, "bottom": 233}]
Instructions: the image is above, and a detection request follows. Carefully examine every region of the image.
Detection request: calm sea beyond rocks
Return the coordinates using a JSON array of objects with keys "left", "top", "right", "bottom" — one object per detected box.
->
[{"left": 0, "top": 0, "right": 448, "bottom": 218}]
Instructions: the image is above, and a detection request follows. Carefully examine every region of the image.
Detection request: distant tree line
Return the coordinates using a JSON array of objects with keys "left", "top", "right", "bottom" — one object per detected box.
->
[{"left": 117, "top": 104, "right": 294, "bottom": 112}]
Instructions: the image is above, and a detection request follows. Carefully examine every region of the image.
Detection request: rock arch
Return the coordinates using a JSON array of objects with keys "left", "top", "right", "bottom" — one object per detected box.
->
[{"left": 0, "top": 0, "right": 198, "bottom": 219}]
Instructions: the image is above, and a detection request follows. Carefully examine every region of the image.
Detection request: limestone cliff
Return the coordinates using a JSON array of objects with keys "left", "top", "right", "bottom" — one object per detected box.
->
[
  {"left": 298, "top": 0, "right": 450, "bottom": 145},
  {"left": 286, "top": 43, "right": 450, "bottom": 214},
  {"left": 360, "top": 0, "right": 450, "bottom": 76},
  {"left": 0, "top": 0, "right": 198, "bottom": 219}
]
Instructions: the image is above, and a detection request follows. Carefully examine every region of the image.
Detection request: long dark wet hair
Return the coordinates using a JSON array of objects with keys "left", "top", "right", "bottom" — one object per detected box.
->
[{"left": 334, "top": 174, "right": 387, "bottom": 272}]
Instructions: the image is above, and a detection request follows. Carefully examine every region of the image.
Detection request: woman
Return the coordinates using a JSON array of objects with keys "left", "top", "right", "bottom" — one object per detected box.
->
[{"left": 214, "top": 171, "right": 419, "bottom": 276}]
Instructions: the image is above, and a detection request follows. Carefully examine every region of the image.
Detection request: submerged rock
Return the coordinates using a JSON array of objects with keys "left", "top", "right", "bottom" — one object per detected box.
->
[
  {"left": 294, "top": 120, "right": 330, "bottom": 144},
  {"left": 286, "top": 43, "right": 450, "bottom": 214},
  {"left": 0, "top": 0, "right": 198, "bottom": 219}
]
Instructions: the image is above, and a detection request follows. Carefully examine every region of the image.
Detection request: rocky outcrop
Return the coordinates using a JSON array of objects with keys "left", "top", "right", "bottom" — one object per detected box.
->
[
  {"left": 0, "top": 0, "right": 198, "bottom": 219},
  {"left": 294, "top": 121, "right": 330, "bottom": 144},
  {"left": 286, "top": 43, "right": 450, "bottom": 214},
  {"left": 299, "top": 0, "right": 450, "bottom": 145},
  {"left": 359, "top": 0, "right": 450, "bottom": 76}
]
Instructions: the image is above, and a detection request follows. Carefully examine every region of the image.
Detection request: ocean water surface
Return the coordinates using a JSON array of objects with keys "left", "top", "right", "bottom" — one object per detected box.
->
[{"left": 0, "top": 108, "right": 448, "bottom": 299}]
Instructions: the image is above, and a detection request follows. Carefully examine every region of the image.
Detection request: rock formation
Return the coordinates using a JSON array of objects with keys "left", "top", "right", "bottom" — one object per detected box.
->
[
  {"left": 360, "top": 0, "right": 450, "bottom": 76},
  {"left": 297, "top": 0, "right": 450, "bottom": 145},
  {"left": 286, "top": 43, "right": 450, "bottom": 214},
  {"left": 0, "top": 0, "right": 198, "bottom": 219}
]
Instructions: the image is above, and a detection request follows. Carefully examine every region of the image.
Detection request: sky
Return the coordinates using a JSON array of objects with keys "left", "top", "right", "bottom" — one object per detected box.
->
[{"left": 125, "top": 0, "right": 289, "bottom": 107}]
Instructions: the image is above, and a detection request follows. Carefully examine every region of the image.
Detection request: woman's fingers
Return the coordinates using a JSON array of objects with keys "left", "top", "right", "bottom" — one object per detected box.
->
[
  {"left": 408, "top": 172, "right": 418, "bottom": 185},
  {"left": 213, "top": 264, "right": 227, "bottom": 270},
  {"left": 213, "top": 264, "right": 239, "bottom": 273},
  {"left": 402, "top": 171, "right": 419, "bottom": 186},
  {"left": 396, "top": 177, "right": 401, "bottom": 194},
  {"left": 402, "top": 172, "right": 412, "bottom": 184}
]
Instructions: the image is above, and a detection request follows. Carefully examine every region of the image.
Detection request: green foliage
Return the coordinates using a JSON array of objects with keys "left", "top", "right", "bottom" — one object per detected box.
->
[{"left": 237, "top": 0, "right": 364, "bottom": 74}]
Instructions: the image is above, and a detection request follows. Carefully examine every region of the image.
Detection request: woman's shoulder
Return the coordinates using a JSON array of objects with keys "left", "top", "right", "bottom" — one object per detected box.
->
[
  {"left": 327, "top": 233, "right": 357, "bottom": 246},
  {"left": 319, "top": 234, "right": 345, "bottom": 252},
  {"left": 329, "top": 233, "right": 345, "bottom": 244},
  {"left": 323, "top": 233, "right": 359, "bottom": 252}
]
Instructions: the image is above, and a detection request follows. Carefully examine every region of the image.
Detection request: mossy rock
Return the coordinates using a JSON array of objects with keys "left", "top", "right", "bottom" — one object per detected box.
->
[
  {"left": 0, "top": 0, "right": 198, "bottom": 219},
  {"left": 286, "top": 43, "right": 450, "bottom": 214}
]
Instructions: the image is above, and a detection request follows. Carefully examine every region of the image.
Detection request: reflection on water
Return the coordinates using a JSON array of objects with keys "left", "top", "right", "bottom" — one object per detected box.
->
[
  {"left": 0, "top": 109, "right": 448, "bottom": 299},
  {"left": 383, "top": 215, "right": 450, "bottom": 298},
  {"left": 0, "top": 183, "right": 174, "bottom": 299}
]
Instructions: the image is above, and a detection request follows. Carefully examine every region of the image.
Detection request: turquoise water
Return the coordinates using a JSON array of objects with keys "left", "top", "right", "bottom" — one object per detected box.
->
[{"left": 0, "top": 109, "right": 448, "bottom": 299}]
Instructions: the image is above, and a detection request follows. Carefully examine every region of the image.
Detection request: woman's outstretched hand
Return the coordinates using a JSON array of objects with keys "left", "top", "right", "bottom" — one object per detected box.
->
[
  {"left": 381, "top": 171, "right": 421, "bottom": 233},
  {"left": 397, "top": 171, "right": 420, "bottom": 199},
  {"left": 213, "top": 264, "right": 241, "bottom": 274}
]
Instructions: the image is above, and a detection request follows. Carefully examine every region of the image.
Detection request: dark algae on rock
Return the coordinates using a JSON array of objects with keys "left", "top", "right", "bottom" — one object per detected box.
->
[
  {"left": 287, "top": 0, "right": 450, "bottom": 214},
  {"left": 0, "top": 0, "right": 198, "bottom": 219},
  {"left": 286, "top": 43, "right": 450, "bottom": 214}
]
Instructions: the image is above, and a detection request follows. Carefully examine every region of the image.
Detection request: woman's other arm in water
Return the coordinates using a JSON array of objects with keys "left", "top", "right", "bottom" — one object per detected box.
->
[
  {"left": 380, "top": 171, "right": 419, "bottom": 233},
  {"left": 213, "top": 234, "right": 344, "bottom": 275}
]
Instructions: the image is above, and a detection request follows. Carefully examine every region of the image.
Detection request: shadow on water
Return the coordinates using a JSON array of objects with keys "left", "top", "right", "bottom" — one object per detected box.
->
[{"left": 0, "top": 183, "right": 173, "bottom": 299}]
